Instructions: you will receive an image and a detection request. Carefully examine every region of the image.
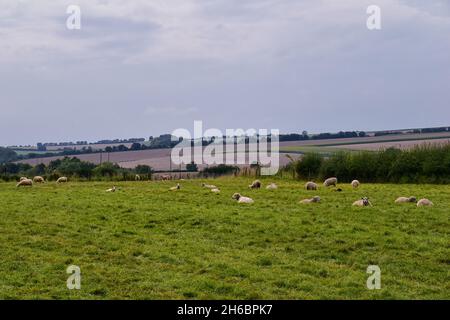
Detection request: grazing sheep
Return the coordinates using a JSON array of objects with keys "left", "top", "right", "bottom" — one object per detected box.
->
[
  {"left": 249, "top": 180, "right": 261, "bottom": 189},
  {"left": 299, "top": 196, "right": 321, "bottom": 204},
  {"left": 395, "top": 196, "right": 417, "bottom": 204},
  {"left": 232, "top": 193, "right": 254, "bottom": 203},
  {"left": 16, "top": 179, "right": 33, "bottom": 187},
  {"left": 33, "top": 176, "right": 45, "bottom": 183},
  {"left": 202, "top": 183, "right": 217, "bottom": 189},
  {"left": 417, "top": 198, "right": 433, "bottom": 207},
  {"left": 211, "top": 188, "right": 221, "bottom": 193},
  {"left": 19, "top": 177, "right": 28, "bottom": 182},
  {"left": 56, "top": 177, "right": 68, "bottom": 183},
  {"left": 323, "top": 177, "right": 338, "bottom": 187},
  {"left": 135, "top": 174, "right": 141, "bottom": 181},
  {"left": 106, "top": 186, "right": 116, "bottom": 192},
  {"left": 266, "top": 183, "right": 278, "bottom": 190},
  {"left": 305, "top": 181, "right": 318, "bottom": 191},
  {"left": 170, "top": 183, "right": 181, "bottom": 191},
  {"left": 352, "top": 197, "right": 372, "bottom": 207},
  {"left": 351, "top": 180, "right": 360, "bottom": 189},
  {"left": 161, "top": 174, "right": 171, "bottom": 181}
]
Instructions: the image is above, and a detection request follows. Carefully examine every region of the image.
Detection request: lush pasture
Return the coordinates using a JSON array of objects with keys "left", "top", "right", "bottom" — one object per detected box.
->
[{"left": 0, "top": 178, "right": 448, "bottom": 299}]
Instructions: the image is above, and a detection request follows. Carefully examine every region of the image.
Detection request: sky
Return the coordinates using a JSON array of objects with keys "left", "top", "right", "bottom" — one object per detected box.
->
[{"left": 0, "top": 0, "right": 449, "bottom": 146}]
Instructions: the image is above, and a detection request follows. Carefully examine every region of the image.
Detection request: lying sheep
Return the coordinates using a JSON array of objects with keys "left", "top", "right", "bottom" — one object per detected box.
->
[
  {"left": 417, "top": 198, "right": 433, "bottom": 207},
  {"left": 351, "top": 180, "right": 360, "bottom": 189},
  {"left": 266, "top": 183, "right": 278, "bottom": 190},
  {"left": 170, "top": 183, "right": 181, "bottom": 191},
  {"left": 16, "top": 178, "right": 33, "bottom": 187},
  {"left": 202, "top": 183, "right": 217, "bottom": 189},
  {"left": 232, "top": 193, "right": 254, "bottom": 203},
  {"left": 299, "top": 196, "right": 321, "bottom": 204},
  {"left": 249, "top": 180, "right": 261, "bottom": 189},
  {"left": 305, "top": 181, "right": 318, "bottom": 191},
  {"left": 33, "top": 176, "right": 45, "bottom": 183},
  {"left": 352, "top": 197, "right": 372, "bottom": 207},
  {"left": 135, "top": 174, "right": 141, "bottom": 181},
  {"left": 211, "top": 188, "right": 220, "bottom": 193},
  {"left": 395, "top": 196, "right": 417, "bottom": 204},
  {"left": 106, "top": 186, "right": 116, "bottom": 192},
  {"left": 324, "top": 177, "right": 338, "bottom": 187},
  {"left": 56, "top": 177, "right": 68, "bottom": 183}
]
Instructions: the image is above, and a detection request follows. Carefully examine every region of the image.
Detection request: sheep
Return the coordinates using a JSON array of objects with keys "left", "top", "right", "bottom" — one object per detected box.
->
[
  {"left": 33, "top": 176, "right": 45, "bottom": 183},
  {"left": 135, "top": 174, "right": 141, "bottom": 181},
  {"left": 211, "top": 188, "right": 221, "bottom": 193},
  {"left": 249, "top": 180, "right": 261, "bottom": 189},
  {"left": 161, "top": 174, "right": 171, "bottom": 181},
  {"left": 170, "top": 183, "right": 181, "bottom": 191},
  {"left": 266, "top": 183, "right": 278, "bottom": 190},
  {"left": 305, "top": 181, "right": 318, "bottom": 191},
  {"left": 351, "top": 180, "right": 360, "bottom": 189},
  {"left": 106, "top": 186, "right": 116, "bottom": 192},
  {"left": 56, "top": 177, "right": 68, "bottom": 183},
  {"left": 323, "top": 177, "right": 338, "bottom": 187},
  {"left": 299, "top": 196, "right": 321, "bottom": 204},
  {"left": 395, "top": 196, "right": 417, "bottom": 204},
  {"left": 352, "top": 197, "right": 372, "bottom": 207},
  {"left": 232, "top": 193, "right": 254, "bottom": 203},
  {"left": 19, "top": 177, "right": 28, "bottom": 182},
  {"left": 417, "top": 198, "right": 433, "bottom": 207},
  {"left": 202, "top": 183, "right": 217, "bottom": 189},
  {"left": 16, "top": 178, "right": 33, "bottom": 187}
]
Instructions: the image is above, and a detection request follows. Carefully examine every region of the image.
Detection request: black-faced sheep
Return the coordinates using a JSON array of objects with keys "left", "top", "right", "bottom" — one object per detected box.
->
[
  {"left": 351, "top": 180, "right": 360, "bottom": 188},
  {"left": 249, "top": 180, "right": 261, "bottom": 189},
  {"left": 323, "top": 177, "right": 338, "bottom": 187},
  {"left": 56, "top": 177, "right": 68, "bottom": 183},
  {"left": 305, "top": 181, "right": 318, "bottom": 191},
  {"left": 417, "top": 198, "right": 433, "bottom": 207},
  {"left": 16, "top": 179, "right": 33, "bottom": 187},
  {"left": 395, "top": 196, "right": 417, "bottom": 204},
  {"left": 33, "top": 176, "right": 45, "bottom": 183},
  {"left": 232, "top": 193, "right": 254, "bottom": 203},
  {"left": 170, "top": 183, "right": 181, "bottom": 191},
  {"left": 106, "top": 186, "right": 116, "bottom": 192},
  {"left": 352, "top": 197, "right": 372, "bottom": 207},
  {"left": 299, "top": 196, "right": 321, "bottom": 204}
]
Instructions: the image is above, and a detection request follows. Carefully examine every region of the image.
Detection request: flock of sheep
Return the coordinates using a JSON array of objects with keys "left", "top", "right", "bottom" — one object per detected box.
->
[{"left": 15, "top": 175, "right": 434, "bottom": 207}]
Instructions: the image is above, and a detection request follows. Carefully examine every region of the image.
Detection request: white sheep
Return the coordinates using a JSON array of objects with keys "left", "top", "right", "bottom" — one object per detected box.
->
[
  {"left": 202, "top": 183, "right": 217, "bottom": 189},
  {"left": 211, "top": 188, "right": 221, "bottom": 193},
  {"left": 352, "top": 197, "right": 372, "bottom": 207},
  {"left": 161, "top": 174, "right": 171, "bottom": 181},
  {"left": 170, "top": 183, "right": 181, "bottom": 191},
  {"left": 232, "top": 193, "right": 254, "bottom": 203},
  {"left": 106, "top": 186, "right": 116, "bottom": 192},
  {"left": 56, "top": 177, "right": 68, "bottom": 183},
  {"left": 266, "top": 183, "right": 278, "bottom": 190},
  {"left": 395, "top": 196, "right": 417, "bottom": 204},
  {"left": 33, "top": 176, "right": 45, "bottom": 183},
  {"left": 305, "top": 181, "right": 318, "bottom": 190},
  {"left": 16, "top": 178, "right": 33, "bottom": 187},
  {"left": 417, "top": 198, "right": 433, "bottom": 207},
  {"left": 19, "top": 177, "right": 28, "bottom": 182},
  {"left": 323, "top": 177, "right": 338, "bottom": 187},
  {"left": 299, "top": 196, "right": 321, "bottom": 204},
  {"left": 351, "top": 180, "right": 360, "bottom": 189},
  {"left": 249, "top": 180, "right": 261, "bottom": 189}
]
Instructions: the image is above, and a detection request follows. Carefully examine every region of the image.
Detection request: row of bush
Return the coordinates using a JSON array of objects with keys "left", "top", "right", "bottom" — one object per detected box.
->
[{"left": 287, "top": 143, "right": 450, "bottom": 184}]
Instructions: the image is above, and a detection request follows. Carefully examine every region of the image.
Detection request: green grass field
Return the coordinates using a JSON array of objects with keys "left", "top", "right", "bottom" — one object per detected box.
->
[{"left": 0, "top": 178, "right": 448, "bottom": 300}]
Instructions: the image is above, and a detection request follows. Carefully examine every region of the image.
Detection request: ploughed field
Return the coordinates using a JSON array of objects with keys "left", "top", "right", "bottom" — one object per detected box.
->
[{"left": 0, "top": 178, "right": 448, "bottom": 299}]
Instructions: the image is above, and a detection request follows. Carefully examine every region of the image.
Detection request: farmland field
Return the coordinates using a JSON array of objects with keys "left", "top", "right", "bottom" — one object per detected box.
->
[{"left": 0, "top": 178, "right": 448, "bottom": 299}]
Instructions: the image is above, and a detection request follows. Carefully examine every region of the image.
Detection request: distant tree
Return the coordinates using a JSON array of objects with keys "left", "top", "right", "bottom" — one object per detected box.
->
[
  {"left": 130, "top": 143, "right": 142, "bottom": 150},
  {"left": 0, "top": 147, "right": 18, "bottom": 164}
]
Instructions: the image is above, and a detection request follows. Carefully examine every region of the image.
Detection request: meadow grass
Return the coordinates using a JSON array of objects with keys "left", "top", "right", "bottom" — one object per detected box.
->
[{"left": 0, "top": 178, "right": 448, "bottom": 299}]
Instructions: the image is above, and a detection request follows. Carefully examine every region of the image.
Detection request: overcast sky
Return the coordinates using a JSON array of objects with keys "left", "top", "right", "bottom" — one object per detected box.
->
[{"left": 1, "top": 0, "right": 449, "bottom": 146}]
